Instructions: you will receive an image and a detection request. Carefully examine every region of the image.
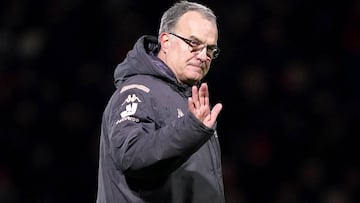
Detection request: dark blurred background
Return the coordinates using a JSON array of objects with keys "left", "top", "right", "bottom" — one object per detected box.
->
[{"left": 1, "top": 0, "right": 359, "bottom": 202}]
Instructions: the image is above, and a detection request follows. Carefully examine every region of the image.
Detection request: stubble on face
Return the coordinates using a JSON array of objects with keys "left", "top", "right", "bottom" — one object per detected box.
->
[{"left": 172, "top": 11, "right": 218, "bottom": 85}]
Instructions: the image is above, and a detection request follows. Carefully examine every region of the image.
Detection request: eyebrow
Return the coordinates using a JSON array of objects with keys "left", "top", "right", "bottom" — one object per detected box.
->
[{"left": 189, "top": 35, "right": 218, "bottom": 47}]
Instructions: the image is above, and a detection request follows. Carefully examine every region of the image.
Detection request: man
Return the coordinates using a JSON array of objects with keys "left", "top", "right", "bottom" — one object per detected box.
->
[{"left": 96, "top": 1, "right": 225, "bottom": 202}]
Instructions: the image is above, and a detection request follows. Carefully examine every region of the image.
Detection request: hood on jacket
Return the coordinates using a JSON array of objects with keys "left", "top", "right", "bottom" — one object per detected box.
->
[
  {"left": 114, "top": 35, "right": 199, "bottom": 98},
  {"left": 114, "top": 35, "right": 176, "bottom": 88}
]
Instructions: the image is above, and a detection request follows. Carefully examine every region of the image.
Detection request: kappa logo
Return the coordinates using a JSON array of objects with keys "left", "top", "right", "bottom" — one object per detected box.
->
[
  {"left": 177, "top": 108, "right": 184, "bottom": 118},
  {"left": 120, "top": 94, "right": 141, "bottom": 118},
  {"left": 121, "top": 94, "right": 142, "bottom": 105}
]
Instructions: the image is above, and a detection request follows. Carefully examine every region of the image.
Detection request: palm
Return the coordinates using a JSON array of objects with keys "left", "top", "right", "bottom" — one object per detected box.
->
[{"left": 188, "top": 83, "right": 222, "bottom": 128}]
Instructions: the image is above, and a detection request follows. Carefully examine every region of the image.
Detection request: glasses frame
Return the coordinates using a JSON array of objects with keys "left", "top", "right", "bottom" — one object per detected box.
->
[{"left": 169, "top": 32, "right": 220, "bottom": 59}]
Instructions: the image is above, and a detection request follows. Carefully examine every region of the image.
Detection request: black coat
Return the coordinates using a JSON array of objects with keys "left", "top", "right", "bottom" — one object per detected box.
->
[{"left": 96, "top": 35, "right": 225, "bottom": 203}]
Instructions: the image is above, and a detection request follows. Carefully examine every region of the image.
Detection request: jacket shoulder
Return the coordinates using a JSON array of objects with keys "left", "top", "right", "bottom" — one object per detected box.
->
[{"left": 118, "top": 75, "right": 173, "bottom": 95}]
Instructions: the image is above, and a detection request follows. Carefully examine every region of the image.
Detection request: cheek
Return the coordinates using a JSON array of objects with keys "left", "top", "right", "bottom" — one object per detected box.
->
[
  {"left": 171, "top": 47, "right": 190, "bottom": 64},
  {"left": 203, "top": 62, "right": 211, "bottom": 74}
]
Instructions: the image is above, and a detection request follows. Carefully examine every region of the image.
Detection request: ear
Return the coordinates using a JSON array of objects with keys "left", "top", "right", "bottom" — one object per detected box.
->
[{"left": 159, "top": 32, "right": 170, "bottom": 53}]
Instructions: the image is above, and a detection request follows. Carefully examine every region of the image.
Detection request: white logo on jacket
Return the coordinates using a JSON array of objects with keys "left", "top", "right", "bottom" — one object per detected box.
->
[
  {"left": 120, "top": 103, "right": 138, "bottom": 118},
  {"left": 121, "top": 94, "right": 142, "bottom": 105},
  {"left": 116, "top": 94, "right": 141, "bottom": 124},
  {"left": 177, "top": 108, "right": 184, "bottom": 118}
]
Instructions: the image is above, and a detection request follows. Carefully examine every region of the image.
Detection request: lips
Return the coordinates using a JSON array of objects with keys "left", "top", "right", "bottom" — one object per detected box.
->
[{"left": 189, "top": 63, "right": 204, "bottom": 69}]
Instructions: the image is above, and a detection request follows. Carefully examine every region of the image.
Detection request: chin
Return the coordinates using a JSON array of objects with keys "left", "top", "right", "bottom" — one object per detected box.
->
[
  {"left": 184, "top": 73, "right": 203, "bottom": 84},
  {"left": 184, "top": 78, "right": 199, "bottom": 85}
]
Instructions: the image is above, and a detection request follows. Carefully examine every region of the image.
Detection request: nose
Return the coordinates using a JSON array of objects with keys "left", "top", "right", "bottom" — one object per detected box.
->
[{"left": 195, "top": 46, "right": 208, "bottom": 61}]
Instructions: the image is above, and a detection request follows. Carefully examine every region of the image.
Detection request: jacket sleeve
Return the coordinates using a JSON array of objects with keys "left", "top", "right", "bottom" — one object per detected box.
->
[{"left": 107, "top": 84, "right": 214, "bottom": 179}]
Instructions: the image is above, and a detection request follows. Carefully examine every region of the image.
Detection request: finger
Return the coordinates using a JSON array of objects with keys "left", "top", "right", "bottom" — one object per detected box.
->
[
  {"left": 192, "top": 85, "right": 200, "bottom": 108},
  {"left": 199, "top": 83, "right": 209, "bottom": 106},
  {"left": 210, "top": 103, "right": 223, "bottom": 121},
  {"left": 188, "top": 97, "right": 195, "bottom": 113},
  {"left": 203, "top": 83, "right": 209, "bottom": 106}
]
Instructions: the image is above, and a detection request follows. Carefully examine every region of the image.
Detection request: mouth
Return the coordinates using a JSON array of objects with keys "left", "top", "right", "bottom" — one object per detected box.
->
[
  {"left": 189, "top": 63, "right": 204, "bottom": 69},
  {"left": 189, "top": 65, "right": 203, "bottom": 73}
]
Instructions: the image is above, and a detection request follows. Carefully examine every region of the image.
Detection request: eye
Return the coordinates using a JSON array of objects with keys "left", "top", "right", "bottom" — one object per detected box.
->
[{"left": 189, "top": 40, "right": 202, "bottom": 47}]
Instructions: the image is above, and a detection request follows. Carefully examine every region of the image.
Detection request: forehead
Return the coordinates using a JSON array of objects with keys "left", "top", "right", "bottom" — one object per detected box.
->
[{"left": 176, "top": 11, "right": 218, "bottom": 43}]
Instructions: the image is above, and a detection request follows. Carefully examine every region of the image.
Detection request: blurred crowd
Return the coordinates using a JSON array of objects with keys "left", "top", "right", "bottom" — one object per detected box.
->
[{"left": 0, "top": 0, "right": 359, "bottom": 202}]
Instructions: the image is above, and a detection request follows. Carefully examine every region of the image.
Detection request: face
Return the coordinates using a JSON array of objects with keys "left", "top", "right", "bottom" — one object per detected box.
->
[{"left": 158, "top": 11, "right": 218, "bottom": 85}]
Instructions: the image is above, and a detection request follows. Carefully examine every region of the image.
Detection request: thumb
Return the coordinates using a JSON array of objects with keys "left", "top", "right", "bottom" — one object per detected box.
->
[{"left": 211, "top": 103, "right": 223, "bottom": 120}]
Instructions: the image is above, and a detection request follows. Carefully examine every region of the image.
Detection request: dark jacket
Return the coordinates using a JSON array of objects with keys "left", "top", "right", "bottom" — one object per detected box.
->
[{"left": 96, "top": 35, "right": 225, "bottom": 203}]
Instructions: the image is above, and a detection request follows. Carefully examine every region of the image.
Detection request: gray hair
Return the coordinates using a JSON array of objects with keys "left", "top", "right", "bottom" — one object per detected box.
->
[{"left": 158, "top": 1, "right": 217, "bottom": 36}]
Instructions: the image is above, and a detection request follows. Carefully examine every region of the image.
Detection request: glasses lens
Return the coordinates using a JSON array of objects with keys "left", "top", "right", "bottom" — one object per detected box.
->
[
  {"left": 210, "top": 48, "right": 220, "bottom": 59},
  {"left": 171, "top": 32, "right": 220, "bottom": 59}
]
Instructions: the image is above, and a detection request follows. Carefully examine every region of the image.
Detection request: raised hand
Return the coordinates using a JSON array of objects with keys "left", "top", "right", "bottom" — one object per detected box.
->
[{"left": 188, "top": 83, "right": 223, "bottom": 128}]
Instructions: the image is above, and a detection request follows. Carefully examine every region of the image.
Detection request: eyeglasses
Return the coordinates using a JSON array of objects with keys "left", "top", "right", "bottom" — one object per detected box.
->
[{"left": 169, "top": 32, "right": 220, "bottom": 59}]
